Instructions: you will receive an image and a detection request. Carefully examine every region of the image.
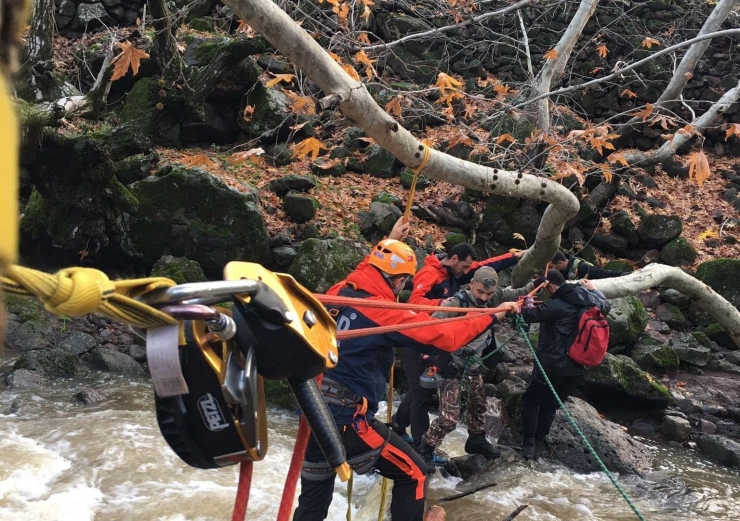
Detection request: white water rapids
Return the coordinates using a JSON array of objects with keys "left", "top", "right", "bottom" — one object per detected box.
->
[{"left": 0, "top": 373, "right": 738, "bottom": 521}]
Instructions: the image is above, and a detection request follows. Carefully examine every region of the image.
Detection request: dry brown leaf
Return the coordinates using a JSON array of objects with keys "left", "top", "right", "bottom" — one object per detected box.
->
[
  {"left": 686, "top": 150, "right": 710, "bottom": 187},
  {"left": 635, "top": 102, "right": 653, "bottom": 121},
  {"left": 621, "top": 88, "right": 638, "bottom": 99},
  {"left": 182, "top": 154, "right": 216, "bottom": 169},
  {"left": 265, "top": 73, "right": 296, "bottom": 88},
  {"left": 596, "top": 44, "right": 608, "bottom": 58},
  {"left": 496, "top": 133, "right": 516, "bottom": 145},
  {"left": 227, "top": 148, "right": 265, "bottom": 166},
  {"left": 293, "top": 137, "right": 327, "bottom": 161},
  {"left": 641, "top": 37, "right": 660, "bottom": 49},
  {"left": 385, "top": 96, "right": 403, "bottom": 118},
  {"left": 111, "top": 41, "right": 150, "bottom": 81},
  {"left": 543, "top": 49, "right": 558, "bottom": 60},
  {"left": 725, "top": 123, "right": 740, "bottom": 141}
]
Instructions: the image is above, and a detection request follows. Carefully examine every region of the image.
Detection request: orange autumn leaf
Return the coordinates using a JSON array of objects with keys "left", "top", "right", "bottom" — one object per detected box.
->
[
  {"left": 686, "top": 150, "right": 710, "bottom": 187},
  {"left": 385, "top": 96, "right": 403, "bottom": 118},
  {"left": 357, "top": 33, "right": 371, "bottom": 45},
  {"left": 265, "top": 73, "right": 296, "bottom": 88},
  {"left": 601, "top": 163, "right": 613, "bottom": 183},
  {"left": 725, "top": 123, "right": 740, "bottom": 141},
  {"left": 635, "top": 102, "right": 653, "bottom": 121},
  {"left": 596, "top": 44, "right": 608, "bottom": 58},
  {"left": 435, "top": 72, "right": 464, "bottom": 93},
  {"left": 496, "top": 133, "right": 516, "bottom": 145},
  {"left": 243, "top": 105, "right": 254, "bottom": 121},
  {"left": 590, "top": 66, "right": 603, "bottom": 74},
  {"left": 607, "top": 153, "right": 628, "bottom": 167},
  {"left": 446, "top": 134, "right": 474, "bottom": 149},
  {"left": 341, "top": 63, "right": 360, "bottom": 81},
  {"left": 543, "top": 49, "right": 558, "bottom": 61},
  {"left": 621, "top": 88, "right": 638, "bottom": 99},
  {"left": 354, "top": 49, "right": 376, "bottom": 66},
  {"left": 293, "top": 137, "right": 327, "bottom": 161},
  {"left": 227, "top": 147, "right": 265, "bottom": 166},
  {"left": 111, "top": 41, "right": 150, "bottom": 81},
  {"left": 642, "top": 37, "right": 660, "bottom": 49},
  {"left": 182, "top": 154, "right": 216, "bottom": 169}
]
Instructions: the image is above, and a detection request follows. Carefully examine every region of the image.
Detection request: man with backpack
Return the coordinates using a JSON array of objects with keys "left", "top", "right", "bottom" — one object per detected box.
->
[
  {"left": 417, "top": 267, "right": 545, "bottom": 465},
  {"left": 552, "top": 251, "right": 628, "bottom": 281},
  {"left": 518, "top": 270, "right": 611, "bottom": 460}
]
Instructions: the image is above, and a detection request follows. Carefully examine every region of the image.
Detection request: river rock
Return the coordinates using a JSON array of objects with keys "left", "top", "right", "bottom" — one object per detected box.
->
[
  {"left": 716, "top": 419, "right": 740, "bottom": 438},
  {"left": 362, "top": 145, "right": 399, "bottom": 178},
  {"left": 283, "top": 191, "right": 318, "bottom": 223},
  {"left": 4, "top": 295, "right": 58, "bottom": 351},
  {"left": 150, "top": 255, "right": 207, "bottom": 284},
  {"left": 706, "top": 359, "right": 740, "bottom": 375},
  {"left": 59, "top": 332, "right": 97, "bottom": 355},
  {"left": 605, "top": 296, "right": 649, "bottom": 351},
  {"left": 272, "top": 245, "right": 297, "bottom": 266},
  {"left": 660, "top": 289, "right": 690, "bottom": 310},
  {"left": 269, "top": 175, "right": 317, "bottom": 197},
  {"left": 655, "top": 303, "right": 687, "bottom": 330},
  {"left": 4, "top": 369, "right": 49, "bottom": 389},
  {"left": 369, "top": 201, "right": 403, "bottom": 233},
  {"left": 660, "top": 415, "right": 691, "bottom": 442},
  {"left": 638, "top": 214, "right": 682, "bottom": 249},
  {"left": 288, "top": 238, "right": 369, "bottom": 292},
  {"left": 695, "top": 258, "right": 740, "bottom": 315},
  {"left": 13, "top": 349, "right": 81, "bottom": 378},
  {"left": 630, "top": 336, "right": 679, "bottom": 374},
  {"left": 86, "top": 348, "right": 144, "bottom": 375},
  {"left": 72, "top": 3, "right": 114, "bottom": 30},
  {"left": 583, "top": 353, "right": 670, "bottom": 407},
  {"left": 660, "top": 238, "right": 697, "bottom": 266},
  {"left": 241, "top": 86, "right": 293, "bottom": 138},
  {"left": 445, "top": 454, "right": 490, "bottom": 480},
  {"left": 310, "top": 158, "right": 346, "bottom": 177},
  {"left": 695, "top": 433, "right": 740, "bottom": 468},
  {"left": 725, "top": 351, "right": 740, "bottom": 366},
  {"left": 127, "top": 343, "right": 147, "bottom": 362},
  {"left": 590, "top": 233, "right": 628, "bottom": 255},
  {"left": 546, "top": 397, "right": 653, "bottom": 474},
  {"left": 610, "top": 211, "right": 639, "bottom": 245},
  {"left": 129, "top": 166, "right": 270, "bottom": 277},
  {"left": 75, "top": 388, "right": 107, "bottom": 405},
  {"left": 671, "top": 333, "right": 711, "bottom": 366},
  {"left": 702, "top": 324, "right": 737, "bottom": 350},
  {"left": 699, "top": 419, "right": 718, "bottom": 434}
]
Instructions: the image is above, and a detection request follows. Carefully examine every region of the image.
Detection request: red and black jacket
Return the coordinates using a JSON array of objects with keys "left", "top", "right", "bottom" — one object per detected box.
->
[
  {"left": 324, "top": 258, "right": 496, "bottom": 425},
  {"left": 409, "top": 252, "right": 519, "bottom": 306}
]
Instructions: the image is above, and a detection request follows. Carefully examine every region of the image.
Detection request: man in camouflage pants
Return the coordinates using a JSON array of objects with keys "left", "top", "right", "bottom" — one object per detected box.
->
[{"left": 418, "top": 267, "right": 544, "bottom": 464}]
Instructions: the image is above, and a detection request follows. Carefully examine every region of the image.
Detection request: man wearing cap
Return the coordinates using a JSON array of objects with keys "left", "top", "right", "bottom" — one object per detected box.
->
[{"left": 417, "top": 267, "right": 545, "bottom": 463}]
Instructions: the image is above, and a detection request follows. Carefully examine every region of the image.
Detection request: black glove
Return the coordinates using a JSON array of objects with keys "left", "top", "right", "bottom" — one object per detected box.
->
[{"left": 533, "top": 276, "right": 546, "bottom": 287}]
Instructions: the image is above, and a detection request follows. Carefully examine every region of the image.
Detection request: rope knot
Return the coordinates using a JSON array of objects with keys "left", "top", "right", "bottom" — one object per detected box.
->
[{"left": 43, "top": 267, "right": 115, "bottom": 316}]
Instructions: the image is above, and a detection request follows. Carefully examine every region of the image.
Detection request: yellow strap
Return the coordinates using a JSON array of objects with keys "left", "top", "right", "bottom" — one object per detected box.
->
[
  {"left": 0, "top": 73, "right": 19, "bottom": 271},
  {"left": 346, "top": 472, "right": 354, "bottom": 521},
  {"left": 402, "top": 145, "right": 431, "bottom": 224},
  {"left": 376, "top": 361, "right": 395, "bottom": 520},
  {"left": 2, "top": 264, "right": 178, "bottom": 329}
]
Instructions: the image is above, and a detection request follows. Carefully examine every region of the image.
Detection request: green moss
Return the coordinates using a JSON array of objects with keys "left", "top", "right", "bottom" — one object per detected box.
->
[
  {"left": 603, "top": 260, "right": 633, "bottom": 272},
  {"left": 14, "top": 350, "right": 81, "bottom": 378},
  {"left": 151, "top": 256, "right": 207, "bottom": 284},
  {"left": 4, "top": 294, "right": 49, "bottom": 323},
  {"left": 288, "top": 238, "right": 368, "bottom": 293},
  {"left": 263, "top": 379, "right": 295, "bottom": 409},
  {"left": 372, "top": 191, "right": 398, "bottom": 205},
  {"left": 703, "top": 323, "right": 735, "bottom": 350},
  {"left": 696, "top": 259, "right": 740, "bottom": 309},
  {"left": 691, "top": 331, "right": 711, "bottom": 349},
  {"left": 120, "top": 77, "right": 154, "bottom": 123}
]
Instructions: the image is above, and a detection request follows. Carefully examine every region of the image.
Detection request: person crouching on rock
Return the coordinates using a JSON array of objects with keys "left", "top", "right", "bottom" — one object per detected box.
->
[
  {"left": 294, "top": 226, "right": 517, "bottom": 521},
  {"left": 418, "top": 267, "right": 541, "bottom": 466},
  {"left": 518, "top": 270, "right": 611, "bottom": 460}
]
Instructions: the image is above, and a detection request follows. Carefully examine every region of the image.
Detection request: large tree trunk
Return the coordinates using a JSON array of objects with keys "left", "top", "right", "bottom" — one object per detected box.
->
[
  {"left": 222, "top": 0, "right": 581, "bottom": 287},
  {"left": 614, "top": 0, "right": 738, "bottom": 144},
  {"left": 622, "top": 78, "right": 740, "bottom": 166},
  {"left": 530, "top": 0, "right": 600, "bottom": 133},
  {"left": 592, "top": 264, "right": 740, "bottom": 348},
  {"left": 18, "top": 0, "right": 57, "bottom": 102}
]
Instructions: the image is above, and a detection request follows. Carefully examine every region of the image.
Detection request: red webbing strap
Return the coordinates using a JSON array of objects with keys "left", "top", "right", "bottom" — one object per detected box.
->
[
  {"left": 314, "top": 294, "right": 491, "bottom": 315},
  {"left": 276, "top": 375, "right": 323, "bottom": 521},
  {"left": 232, "top": 461, "right": 253, "bottom": 521}
]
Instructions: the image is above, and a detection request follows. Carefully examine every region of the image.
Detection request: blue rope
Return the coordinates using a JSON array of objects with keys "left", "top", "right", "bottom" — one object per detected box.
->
[{"left": 515, "top": 314, "right": 648, "bottom": 521}]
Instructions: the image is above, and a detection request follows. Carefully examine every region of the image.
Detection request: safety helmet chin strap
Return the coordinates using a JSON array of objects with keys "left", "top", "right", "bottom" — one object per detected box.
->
[{"left": 377, "top": 269, "right": 409, "bottom": 297}]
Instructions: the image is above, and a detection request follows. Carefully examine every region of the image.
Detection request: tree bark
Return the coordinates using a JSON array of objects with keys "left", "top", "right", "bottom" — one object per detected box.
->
[
  {"left": 19, "top": 0, "right": 57, "bottom": 102},
  {"left": 622, "top": 78, "right": 740, "bottom": 166},
  {"left": 614, "top": 0, "right": 738, "bottom": 142},
  {"left": 531, "top": 0, "right": 600, "bottom": 133},
  {"left": 148, "top": 0, "right": 186, "bottom": 77},
  {"left": 222, "top": 0, "right": 581, "bottom": 287},
  {"left": 592, "top": 264, "right": 740, "bottom": 348}
]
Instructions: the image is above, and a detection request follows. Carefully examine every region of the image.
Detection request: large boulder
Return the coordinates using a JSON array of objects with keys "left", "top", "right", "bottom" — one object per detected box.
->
[
  {"left": 150, "top": 255, "right": 207, "bottom": 284},
  {"left": 5, "top": 369, "right": 50, "bottom": 389},
  {"left": 288, "top": 238, "right": 369, "bottom": 292},
  {"left": 86, "top": 348, "right": 144, "bottom": 375},
  {"left": 13, "top": 349, "right": 81, "bottom": 378},
  {"left": 695, "top": 433, "right": 740, "bottom": 468},
  {"left": 361, "top": 145, "right": 400, "bottom": 178},
  {"left": 4, "top": 294, "right": 58, "bottom": 352},
  {"left": 671, "top": 333, "right": 711, "bottom": 367},
  {"left": 283, "top": 192, "right": 318, "bottom": 223},
  {"left": 630, "top": 336, "right": 679, "bottom": 374},
  {"left": 660, "top": 238, "right": 697, "bottom": 266},
  {"left": 369, "top": 201, "right": 403, "bottom": 233},
  {"left": 546, "top": 397, "right": 653, "bottom": 474},
  {"left": 583, "top": 353, "right": 670, "bottom": 407},
  {"left": 610, "top": 211, "right": 639, "bottom": 246},
  {"left": 129, "top": 166, "right": 270, "bottom": 278},
  {"left": 605, "top": 297, "right": 649, "bottom": 352},
  {"left": 639, "top": 214, "right": 682, "bottom": 249},
  {"left": 695, "top": 259, "right": 740, "bottom": 312},
  {"left": 660, "top": 414, "right": 691, "bottom": 442},
  {"left": 655, "top": 303, "right": 687, "bottom": 330},
  {"left": 703, "top": 323, "right": 737, "bottom": 351}
]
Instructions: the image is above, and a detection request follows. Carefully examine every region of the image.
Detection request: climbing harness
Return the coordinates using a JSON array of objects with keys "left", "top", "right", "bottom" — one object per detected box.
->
[{"left": 514, "top": 313, "right": 648, "bottom": 521}]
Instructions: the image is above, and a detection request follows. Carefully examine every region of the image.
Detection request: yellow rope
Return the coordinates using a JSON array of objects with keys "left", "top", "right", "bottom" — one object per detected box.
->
[
  {"left": 1, "top": 264, "right": 178, "bottom": 329},
  {"left": 402, "top": 145, "right": 431, "bottom": 224},
  {"left": 377, "top": 362, "right": 395, "bottom": 520},
  {"left": 346, "top": 472, "right": 354, "bottom": 521}
]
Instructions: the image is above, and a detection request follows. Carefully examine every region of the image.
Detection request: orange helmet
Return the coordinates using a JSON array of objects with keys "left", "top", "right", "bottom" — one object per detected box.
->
[{"left": 368, "top": 239, "right": 417, "bottom": 277}]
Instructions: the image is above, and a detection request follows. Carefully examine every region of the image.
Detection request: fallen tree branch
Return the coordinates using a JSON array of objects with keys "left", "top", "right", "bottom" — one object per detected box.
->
[
  {"left": 222, "top": 0, "right": 581, "bottom": 287},
  {"left": 592, "top": 263, "right": 740, "bottom": 348},
  {"left": 501, "top": 504, "right": 530, "bottom": 521},
  {"left": 360, "top": 0, "right": 534, "bottom": 52},
  {"left": 439, "top": 481, "right": 497, "bottom": 502}
]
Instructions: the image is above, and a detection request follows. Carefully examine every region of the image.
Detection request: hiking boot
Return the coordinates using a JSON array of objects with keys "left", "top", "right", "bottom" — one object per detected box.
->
[
  {"left": 389, "top": 421, "right": 413, "bottom": 444},
  {"left": 419, "top": 441, "right": 449, "bottom": 466},
  {"left": 522, "top": 438, "right": 536, "bottom": 460},
  {"left": 464, "top": 432, "right": 501, "bottom": 460}
]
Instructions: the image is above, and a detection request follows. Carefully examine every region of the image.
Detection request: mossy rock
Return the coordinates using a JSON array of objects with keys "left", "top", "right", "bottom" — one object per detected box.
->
[
  {"left": 129, "top": 166, "right": 270, "bottom": 278},
  {"left": 372, "top": 191, "right": 403, "bottom": 208},
  {"left": 288, "top": 238, "right": 369, "bottom": 293},
  {"left": 660, "top": 238, "right": 697, "bottom": 266},
  {"left": 703, "top": 323, "right": 737, "bottom": 350},
  {"left": 610, "top": 211, "right": 639, "bottom": 246},
  {"left": 638, "top": 214, "right": 682, "bottom": 249},
  {"left": 583, "top": 353, "right": 670, "bottom": 407},
  {"left": 283, "top": 192, "right": 318, "bottom": 223},
  {"left": 14, "top": 349, "right": 81, "bottom": 378},
  {"left": 362, "top": 145, "right": 400, "bottom": 178},
  {"left": 630, "top": 336, "right": 679, "bottom": 374},
  {"left": 263, "top": 379, "right": 296, "bottom": 409},
  {"left": 121, "top": 77, "right": 155, "bottom": 123},
  {"left": 605, "top": 297, "right": 649, "bottom": 351},
  {"left": 4, "top": 294, "right": 50, "bottom": 323},
  {"left": 603, "top": 260, "right": 634, "bottom": 272},
  {"left": 86, "top": 348, "right": 144, "bottom": 375},
  {"left": 444, "top": 232, "right": 467, "bottom": 249},
  {"left": 150, "top": 255, "right": 207, "bottom": 284},
  {"left": 400, "top": 170, "right": 432, "bottom": 189},
  {"left": 691, "top": 331, "right": 712, "bottom": 349},
  {"left": 695, "top": 259, "right": 740, "bottom": 311},
  {"left": 655, "top": 302, "right": 687, "bottom": 330}
]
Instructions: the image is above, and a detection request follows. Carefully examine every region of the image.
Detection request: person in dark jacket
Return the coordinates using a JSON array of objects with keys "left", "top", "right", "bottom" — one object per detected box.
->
[
  {"left": 294, "top": 236, "right": 519, "bottom": 521},
  {"left": 518, "top": 270, "right": 611, "bottom": 460},
  {"left": 391, "top": 244, "right": 524, "bottom": 456},
  {"left": 552, "top": 251, "right": 627, "bottom": 281}
]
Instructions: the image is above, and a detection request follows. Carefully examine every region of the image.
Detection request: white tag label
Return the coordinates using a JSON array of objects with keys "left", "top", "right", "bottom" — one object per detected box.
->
[{"left": 147, "top": 325, "right": 189, "bottom": 397}]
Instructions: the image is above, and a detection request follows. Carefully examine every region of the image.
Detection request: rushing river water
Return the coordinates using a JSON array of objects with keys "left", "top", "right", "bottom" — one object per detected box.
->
[{"left": 1, "top": 373, "right": 738, "bottom": 521}]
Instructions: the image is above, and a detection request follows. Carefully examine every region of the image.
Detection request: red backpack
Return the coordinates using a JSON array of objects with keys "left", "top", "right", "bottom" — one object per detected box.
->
[{"left": 568, "top": 306, "right": 610, "bottom": 366}]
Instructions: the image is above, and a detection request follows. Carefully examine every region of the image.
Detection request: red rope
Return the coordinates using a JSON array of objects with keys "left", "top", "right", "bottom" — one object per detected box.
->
[
  {"left": 314, "top": 294, "right": 490, "bottom": 314},
  {"left": 276, "top": 375, "right": 322, "bottom": 521},
  {"left": 232, "top": 461, "right": 253, "bottom": 521}
]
